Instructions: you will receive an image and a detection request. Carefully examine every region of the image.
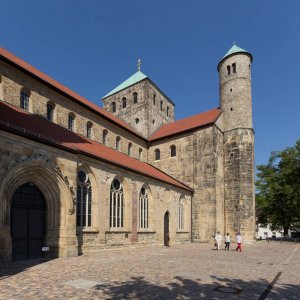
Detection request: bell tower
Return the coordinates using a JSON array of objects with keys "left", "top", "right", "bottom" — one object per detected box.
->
[{"left": 218, "top": 44, "right": 255, "bottom": 241}]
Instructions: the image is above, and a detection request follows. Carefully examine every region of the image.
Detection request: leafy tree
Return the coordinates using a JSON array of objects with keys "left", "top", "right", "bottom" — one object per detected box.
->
[{"left": 256, "top": 139, "right": 300, "bottom": 236}]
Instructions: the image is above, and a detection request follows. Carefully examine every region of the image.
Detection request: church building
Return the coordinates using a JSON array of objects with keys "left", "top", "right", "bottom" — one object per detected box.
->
[{"left": 0, "top": 44, "right": 255, "bottom": 260}]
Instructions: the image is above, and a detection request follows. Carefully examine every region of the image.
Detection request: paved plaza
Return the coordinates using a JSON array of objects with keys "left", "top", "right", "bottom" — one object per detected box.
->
[{"left": 0, "top": 241, "right": 299, "bottom": 299}]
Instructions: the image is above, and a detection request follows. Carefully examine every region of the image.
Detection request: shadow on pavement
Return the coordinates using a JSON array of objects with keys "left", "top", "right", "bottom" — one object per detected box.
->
[{"left": 93, "top": 275, "right": 296, "bottom": 300}]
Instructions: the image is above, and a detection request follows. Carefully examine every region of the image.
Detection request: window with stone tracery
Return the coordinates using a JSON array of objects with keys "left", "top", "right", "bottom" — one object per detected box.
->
[
  {"left": 76, "top": 171, "right": 92, "bottom": 227},
  {"left": 139, "top": 187, "right": 148, "bottom": 229},
  {"left": 110, "top": 179, "right": 124, "bottom": 228}
]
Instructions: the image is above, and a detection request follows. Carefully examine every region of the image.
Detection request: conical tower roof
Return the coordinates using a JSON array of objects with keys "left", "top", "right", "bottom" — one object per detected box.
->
[{"left": 218, "top": 44, "right": 252, "bottom": 70}]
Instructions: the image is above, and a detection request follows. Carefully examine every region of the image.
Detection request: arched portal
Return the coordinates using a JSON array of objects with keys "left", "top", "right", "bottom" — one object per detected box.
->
[
  {"left": 164, "top": 211, "right": 170, "bottom": 246},
  {"left": 11, "top": 182, "right": 46, "bottom": 260}
]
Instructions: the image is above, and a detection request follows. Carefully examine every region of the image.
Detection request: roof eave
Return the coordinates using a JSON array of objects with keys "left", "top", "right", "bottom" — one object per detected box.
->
[{"left": 217, "top": 51, "right": 253, "bottom": 71}]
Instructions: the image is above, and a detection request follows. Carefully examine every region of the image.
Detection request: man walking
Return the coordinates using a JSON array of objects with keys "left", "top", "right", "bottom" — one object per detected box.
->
[{"left": 236, "top": 232, "right": 242, "bottom": 252}]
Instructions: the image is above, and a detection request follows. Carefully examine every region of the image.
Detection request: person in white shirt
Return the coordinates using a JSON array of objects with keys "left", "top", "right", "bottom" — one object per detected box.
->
[
  {"left": 224, "top": 233, "right": 231, "bottom": 250},
  {"left": 236, "top": 233, "right": 242, "bottom": 252},
  {"left": 215, "top": 231, "right": 223, "bottom": 250}
]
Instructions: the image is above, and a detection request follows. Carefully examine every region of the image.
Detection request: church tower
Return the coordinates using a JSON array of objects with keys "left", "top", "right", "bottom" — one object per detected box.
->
[
  {"left": 218, "top": 44, "right": 255, "bottom": 241},
  {"left": 102, "top": 60, "right": 175, "bottom": 139}
]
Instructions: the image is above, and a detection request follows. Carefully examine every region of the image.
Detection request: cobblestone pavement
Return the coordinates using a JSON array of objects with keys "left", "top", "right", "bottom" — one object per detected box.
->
[{"left": 0, "top": 241, "right": 299, "bottom": 299}]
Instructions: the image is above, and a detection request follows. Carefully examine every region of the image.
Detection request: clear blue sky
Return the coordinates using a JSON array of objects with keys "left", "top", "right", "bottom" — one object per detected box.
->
[{"left": 1, "top": 1, "right": 299, "bottom": 167}]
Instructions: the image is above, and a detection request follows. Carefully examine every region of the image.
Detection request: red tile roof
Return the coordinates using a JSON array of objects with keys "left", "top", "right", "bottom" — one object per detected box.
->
[
  {"left": 149, "top": 108, "right": 222, "bottom": 141},
  {"left": 0, "top": 101, "right": 192, "bottom": 192},
  {"left": 0, "top": 47, "right": 146, "bottom": 141}
]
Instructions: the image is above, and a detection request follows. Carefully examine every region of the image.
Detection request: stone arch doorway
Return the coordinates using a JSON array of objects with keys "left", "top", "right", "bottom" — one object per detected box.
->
[
  {"left": 11, "top": 182, "right": 46, "bottom": 260},
  {"left": 164, "top": 211, "right": 170, "bottom": 246}
]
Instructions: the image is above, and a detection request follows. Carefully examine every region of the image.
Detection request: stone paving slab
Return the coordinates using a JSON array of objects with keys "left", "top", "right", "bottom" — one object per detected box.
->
[{"left": 0, "top": 241, "right": 299, "bottom": 299}]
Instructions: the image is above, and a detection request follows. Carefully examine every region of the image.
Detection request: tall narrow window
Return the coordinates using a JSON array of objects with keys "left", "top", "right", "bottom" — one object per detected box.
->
[
  {"left": 47, "top": 102, "right": 55, "bottom": 121},
  {"left": 111, "top": 102, "right": 116, "bottom": 113},
  {"left": 170, "top": 145, "right": 176, "bottom": 157},
  {"left": 110, "top": 179, "right": 124, "bottom": 228},
  {"left": 102, "top": 129, "right": 108, "bottom": 145},
  {"left": 76, "top": 170, "right": 92, "bottom": 227},
  {"left": 128, "top": 142, "right": 132, "bottom": 156},
  {"left": 68, "top": 113, "right": 75, "bottom": 131},
  {"left": 86, "top": 122, "right": 93, "bottom": 139},
  {"left": 227, "top": 65, "right": 231, "bottom": 75},
  {"left": 116, "top": 136, "right": 121, "bottom": 151},
  {"left": 133, "top": 92, "right": 138, "bottom": 104},
  {"left": 153, "top": 94, "right": 156, "bottom": 105},
  {"left": 160, "top": 100, "right": 163, "bottom": 111},
  {"left": 139, "top": 148, "right": 143, "bottom": 160},
  {"left": 178, "top": 202, "right": 184, "bottom": 230},
  {"left": 122, "top": 97, "right": 127, "bottom": 108},
  {"left": 167, "top": 106, "right": 169, "bottom": 117},
  {"left": 139, "top": 187, "right": 149, "bottom": 229},
  {"left": 155, "top": 149, "right": 160, "bottom": 160},
  {"left": 20, "top": 90, "right": 30, "bottom": 111},
  {"left": 232, "top": 63, "right": 236, "bottom": 73}
]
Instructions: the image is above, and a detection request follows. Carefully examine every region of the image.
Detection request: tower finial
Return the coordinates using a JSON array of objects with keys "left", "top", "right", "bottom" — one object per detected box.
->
[{"left": 137, "top": 58, "right": 141, "bottom": 71}]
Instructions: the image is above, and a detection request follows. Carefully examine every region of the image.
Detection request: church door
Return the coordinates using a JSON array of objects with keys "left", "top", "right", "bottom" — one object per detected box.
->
[
  {"left": 164, "top": 211, "right": 170, "bottom": 246},
  {"left": 11, "top": 183, "right": 46, "bottom": 260}
]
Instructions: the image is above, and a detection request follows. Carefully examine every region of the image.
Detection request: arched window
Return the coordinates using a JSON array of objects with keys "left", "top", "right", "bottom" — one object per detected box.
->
[
  {"left": 178, "top": 201, "right": 184, "bottom": 230},
  {"left": 128, "top": 142, "right": 132, "bottom": 156},
  {"left": 170, "top": 145, "right": 176, "bottom": 157},
  {"left": 68, "top": 113, "right": 75, "bottom": 131},
  {"left": 232, "top": 63, "right": 236, "bottom": 73},
  {"left": 20, "top": 90, "right": 30, "bottom": 111},
  {"left": 116, "top": 136, "right": 121, "bottom": 150},
  {"left": 160, "top": 100, "right": 163, "bottom": 111},
  {"left": 110, "top": 179, "right": 124, "bottom": 228},
  {"left": 102, "top": 129, "right": 108, "bottom": 145},
  {"left": 167, "top": 106, "right": 169, "bottom": 117},
  {"left": 122, "top": 97, "right": 127, "bottom": 108},
  {"left": 76, "top": 170, "right": 92, "bottom": 227},
  {"left": 47, "top": 102, "right": 55, "bottom": 122},
  {"left": 86, "top": 122, "right": 93, "bottom": 138},
  {"left": 139, "top": 186, "right": 148, "bottom": 229},
  {"left": 155, "top": 149, "right": 160, "bottom": 160},
  {"left": 139, "top": 148, "right": 143, "bottom": 160},
  {"left": 133, "top": 92, "right": 138, "bottom": 104},
  {"left": 153, "top": 94, "right": 156, "bottom": 105},
  {"left": 227, "top": 65, "right": 231, "bottom": 75},
  {"left": 111, "top": 102, "right": 116, "bottom": 113}
]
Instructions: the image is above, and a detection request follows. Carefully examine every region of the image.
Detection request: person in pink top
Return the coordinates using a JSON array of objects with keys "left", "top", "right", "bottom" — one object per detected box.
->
[{"left": 236, "top": 233, "right": 242, "bottom": 252}]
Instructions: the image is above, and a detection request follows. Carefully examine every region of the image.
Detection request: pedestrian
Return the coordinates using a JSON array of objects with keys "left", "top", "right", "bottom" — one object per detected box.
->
[
  {"left": 224, "top": 233, "right": 230, "bottom": 250},
  {"left": 236, "top": 232, "right": 242, "bottom": 252},
  {"left": 165, "top": 232, "right": 170, "bottom": 247},
  {"left": 215, "top": 231, "right": 223, "bottom": 250}
]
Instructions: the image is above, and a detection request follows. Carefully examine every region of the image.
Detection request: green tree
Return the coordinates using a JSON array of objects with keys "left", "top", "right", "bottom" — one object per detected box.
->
[{"left": 256, "top": 139, "right": 300, "bottom": 236}]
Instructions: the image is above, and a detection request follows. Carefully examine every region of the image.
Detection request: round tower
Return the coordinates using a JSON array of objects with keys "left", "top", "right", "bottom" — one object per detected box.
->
[
  {"left": 218, "top": 44, "right": 255, "bottom": 241},
  {"left": 218, "top": 44, "right": 253, "bottom": 132}
]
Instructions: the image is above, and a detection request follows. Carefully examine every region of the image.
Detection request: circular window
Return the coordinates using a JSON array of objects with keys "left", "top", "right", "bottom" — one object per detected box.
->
[
  {"left": 135, "top": 118, "right": 139, "bottom": 124},
  {"left": 112, "top": 179, "right": 121, "bottom": 190},
  {"left": 78, "top": 171, "right": 87, "bottom": 183}
]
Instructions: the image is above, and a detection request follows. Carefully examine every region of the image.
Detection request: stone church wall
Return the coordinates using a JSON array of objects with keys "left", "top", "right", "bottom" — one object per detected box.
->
[
  {"left": 0, "top": 60, "right": 148, "bottom": 161},
  {"left": 148, "top": 125, "right": 225, "bottom": 242},
  {"left": 0, "top": 130, "right": 191, "bottom": 259}
]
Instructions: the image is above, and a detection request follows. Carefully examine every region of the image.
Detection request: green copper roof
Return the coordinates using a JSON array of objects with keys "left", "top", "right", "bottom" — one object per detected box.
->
[
  {"left": 102, "top": 70, "right": 148, "bottom": 99},
  {"left": 218, "top": 44, "right": 252, "bottom": 70},
  {"left": 222, "top": 44, "right": 250, "bottom": 59}
]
